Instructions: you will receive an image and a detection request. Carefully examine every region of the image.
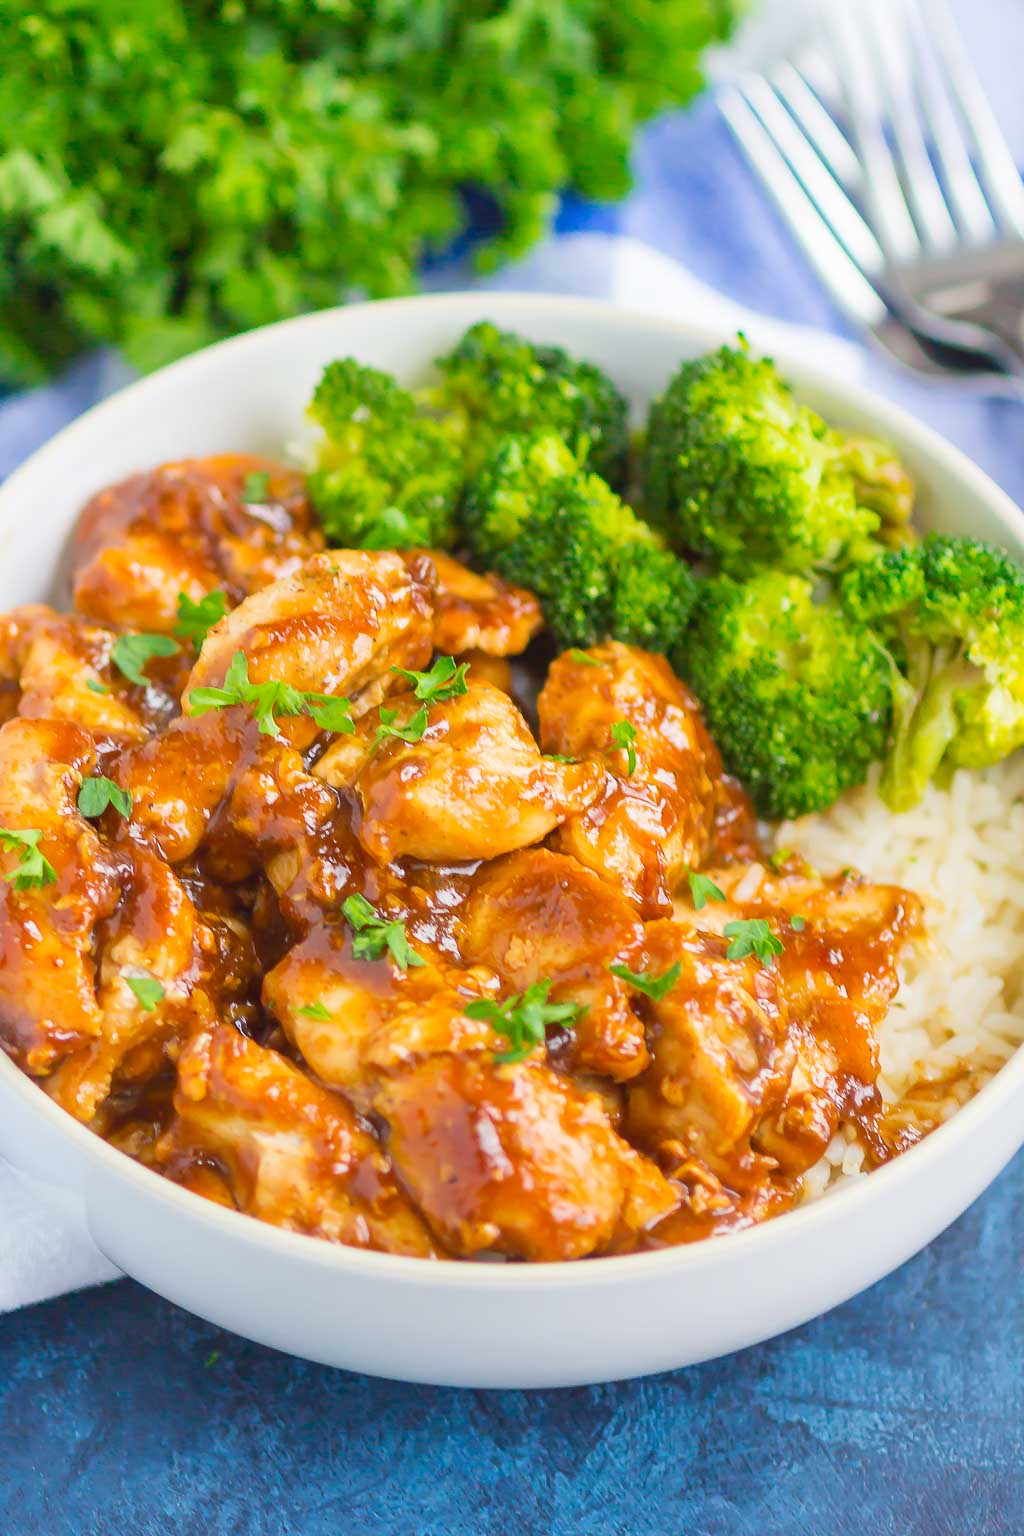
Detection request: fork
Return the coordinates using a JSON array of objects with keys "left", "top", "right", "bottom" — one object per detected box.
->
[{"left": 720, "top": 0, "right": 1024, "bottom": 391}]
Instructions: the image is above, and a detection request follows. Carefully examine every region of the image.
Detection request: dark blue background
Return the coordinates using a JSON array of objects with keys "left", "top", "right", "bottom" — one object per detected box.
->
[{"left": 4, "top": 7, "right": 1024, "bottom": 1527}]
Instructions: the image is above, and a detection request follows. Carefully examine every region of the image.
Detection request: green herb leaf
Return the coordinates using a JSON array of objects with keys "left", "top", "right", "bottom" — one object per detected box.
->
[
  {"left": 77, "top": 776, "right": 132, "bottom": 820},
  {"left": 0, "top": 828, "right": 56, "bottom": 890},
  {"left": 791, "top": 915, "right": 806, "bottom": 932},
  {"left": 567, "top": 649, "right": 603, "bottom": 668},
  {"left": 85, "top": 679, "right": 109, "bottom": 695},
  {"left": 768, "top": 848, "right": 794, "bottom": 872},
  {"left": 610, "top": 719, "right": 637, "bottom": 775},
  {"left": 392, "top": 655, "right": 470, "bottom": 704},
  {"left": 544, "top": 753, "right": 578, "bottom": 765},
  {"left": 111, "top": 632, "right": 180, "bottom": 687},
  {"left": 723, "top": 918, "right": 784, "bottom": 967},
  {"left": 687, "top": 869, "right": 725, "bottom": 911},
  {"left": 189, "top": 651, "right": 306, "bottom": 737},
  {"left": 304, "top": 693, "right": 356, "bottom": 734},
  {"left": 242, "top": 471, "right": 270, "bottom": 504},
  {"left": 297, "top": 1001, "right": 332, "bottom": 1021},
  {"left": 341, "top": 893, "right": 425, "bottom": 971},
  {"left": 374, "top": 703, "right": 429, "bottom": 747},
  {"left": 465, "top": 980, "right": 585, "bottom": 1064},
  {"left": 125, "top": 974, "right": 165, "bottom": 1011},
  {"left": 175, "top": 589, "right": 228, "bottom": 648},
  {"left": 609, "top": 961, "right": 681, "bottom": 1002}
]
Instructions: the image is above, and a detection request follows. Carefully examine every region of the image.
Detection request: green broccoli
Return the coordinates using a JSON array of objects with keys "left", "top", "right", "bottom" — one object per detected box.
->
[
  {"left": 464, "top": 432, "right": 696, "bottom": 653},
  {"left": 643, "top": 339, "right": 913, "bottom": 572},
  {"left": 840, "top": 533, "right": 1024, "bottom": 810},
  {"left": 434, "top": 321, "right": 630, "bottom": 487},
  {"left": 680, "top": 570, "right": 891, "bottom": 819},
  {"left": 307, "top": 358, "right": 463, "bottom": 550}
]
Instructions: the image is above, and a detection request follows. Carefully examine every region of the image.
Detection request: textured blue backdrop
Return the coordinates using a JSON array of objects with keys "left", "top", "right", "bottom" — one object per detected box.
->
[{"left": 4, "top": 6, "right": 1024, "bottom": 1530}]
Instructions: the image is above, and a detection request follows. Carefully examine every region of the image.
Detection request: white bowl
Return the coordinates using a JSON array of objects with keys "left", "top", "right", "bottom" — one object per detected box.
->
[{"left": 2, "top": 292, "right": 1023, "bottom": 1389}]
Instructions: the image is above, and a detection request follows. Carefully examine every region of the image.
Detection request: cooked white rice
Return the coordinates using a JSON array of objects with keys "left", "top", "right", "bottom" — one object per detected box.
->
[{"left": 775, "top": 757, "right": 1024, "bottom": 1201}]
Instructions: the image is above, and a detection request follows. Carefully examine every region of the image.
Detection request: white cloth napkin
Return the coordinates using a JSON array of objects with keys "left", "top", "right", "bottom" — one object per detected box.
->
[{"left": 0, "top": 235, "right": 859, "bottom": 1314}]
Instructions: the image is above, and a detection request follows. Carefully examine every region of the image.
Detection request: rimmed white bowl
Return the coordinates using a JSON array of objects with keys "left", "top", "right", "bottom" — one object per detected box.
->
[{"left": 1, "top": 293, "right": 1023, "bottom": 1389}]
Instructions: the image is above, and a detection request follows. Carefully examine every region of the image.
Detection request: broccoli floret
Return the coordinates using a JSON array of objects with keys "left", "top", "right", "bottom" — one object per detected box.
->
[
  {"left": 464, "top": 432, "right": 696, "bottom": 652},
  {"left": 643, "top": 340, "right": 913, "bottom": 572},
  {"left": 840, "top": 533, "right": 1024, "bottom": 810},
  {"left": 435, "top": 321, "right": 630, "bottom": 487},
  {"left": 307, "top": 358, "right": 463, "bottom": 550},
  {"left": 680, "top": 570, "right": 891, "bottom": 819}
]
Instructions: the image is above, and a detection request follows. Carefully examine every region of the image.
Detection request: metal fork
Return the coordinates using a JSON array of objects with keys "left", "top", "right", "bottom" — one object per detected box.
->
[{"left": 721, "top": 0, "right": 1024, "bottom": 391}]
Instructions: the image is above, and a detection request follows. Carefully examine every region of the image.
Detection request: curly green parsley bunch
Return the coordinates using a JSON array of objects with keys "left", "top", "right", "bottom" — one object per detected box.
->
[{"left": 0, "top": 0, "right": 736, "bottom": 384}]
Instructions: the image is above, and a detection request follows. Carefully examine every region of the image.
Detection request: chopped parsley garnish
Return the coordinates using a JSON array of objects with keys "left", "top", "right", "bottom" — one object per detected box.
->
[
  {"left": 392, "top": 655, "right": 470, "bottom": 704},
  {"left": 687, "top": 870, "right": 725, "bottom": 910},
  {"left": 189, "top": 651, "right": 353, "bottom": 739},
  {"left": 609, "top": 961, "right": 681, "bottom": 1002},
  {"left": 242, "top": 470, "right": 270, "bottom": 504},
  {"left": 85, "top": 679, "right": 109, "bottom": 695},
  {"left": 175, "top": 589, "right": 228, "bottom": 649},
  {"left": 77, "top": 776, "right": 132, "bottom": 820},
  {"left": 375, "top": 703, "right": 429, "bottom": 747},
  {"left": 464, "top": 980, "right": 585, "bottom": 1065},
  {"left": 544, "top": 753, "right": 578, "bottom": 765},
  {"left": 567, "top": 649, "right": 603, "bottom": 668},
  {"left": 303, "top": 694, "right": 356, "bottom": 734},
  {"left": 0, "top": 828, "right": 56, "bottom": 890},
  {"left": 768, "top": 847, "right": 793, "bottom": 872},
  {"left": 610, "top": 719, "right": 637, "bottom": 775},
  {"left": 111, "top": 632, "right": 180, "bottom": 687},
  {"left": 341, "top": 893, "right": 425, "bottom": 971},
  {"left": 791, "top": 915, "right": 806, "bottom": 932},
  {"left": 125, "top": 974, "right": 165, "bottom": 1011},
  {"left": 297, "top": 1001, "right": 332, "bottom": 1021},
  {"left": 723, "top": 918, "right": 784, "bottom": 967}
]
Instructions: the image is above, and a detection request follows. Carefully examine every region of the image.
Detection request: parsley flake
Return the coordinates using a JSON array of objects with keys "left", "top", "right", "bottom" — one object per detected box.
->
[
  {"left": 687, "top": 869, "right": 725, "bottom": 910},
  {"left": 374, "top": 703, "right": 429, "bottom": 747},
  {"left": 297, "top": 1001, "right": 332, "bottom": 1021},
  {"left": 0, "top": 828, "right": 56, "bottom": 891},
  {"left": 723, "top": 918, "right": 784, "bottom": 967},
  {"left": 567, "top": 649, "right": 603, "bottom": 668},
  {"left": 125, "top": 974, "right": 165, "bottom": 1011},
  {"left": 112, "top": 632, "right": 180, "bottom": 687},
  {"left": 242, "top": 470, "right": 270, "bottom": 504},
  {"left": 341, "top": 893, "right": 425, "bottom": 971},
  {"left": 189, "top": 651, "right": 352, "bottom": 739},
  {"left": 85, "top": 679, "right": 109, "bottom": 695},
  {"left": 791, "top": 915, "right": 806, "bottom": 932},
  {"left": 465, "top": 981, "right": 585, "bottom": 1064},
  {"left": 544, "top": 753, "right": 579, "bottom": 765},
  {"left": 609, "top": 961, "right": 681, "bottom": 1002},
  {"left": 77, "top": 776, "right": 132, "bottom": 820},
  {"left": 392, "top": 655, "right": 470, "bottom": 704},
  {"left": 303, "top": 694, "right": 355, "bottom": 734},
  {"left": 610, "top": 719, "right": 637, "bottom": 775},
  {"left": 175, "top": 590, "right": 228, "bottom": 649}
]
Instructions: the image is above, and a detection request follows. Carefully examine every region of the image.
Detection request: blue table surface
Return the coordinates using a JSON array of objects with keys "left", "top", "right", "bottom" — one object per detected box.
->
[{"left": 5, "top": 6, "right": 1024, "bottom": 1530}]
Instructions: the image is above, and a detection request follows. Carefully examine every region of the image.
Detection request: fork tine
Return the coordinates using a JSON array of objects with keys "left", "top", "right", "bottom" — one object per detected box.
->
[
  {"left": 862, "top": 0, "right": 958, "bottom": 254},
  {"left": 719, "top": 88, "right": 887, "bottom": 330},
  {"left": 923, "top": 0, "right": 1024, "bottom": 238},
  {"left": 737, "top": 75, "right": 884, "bottom": 276},
  {"left": 768, "top": 60, "right": 863, "bottom": 193},
  {"left": 816, "top": 0, "right": 920, "bottom": 264}
]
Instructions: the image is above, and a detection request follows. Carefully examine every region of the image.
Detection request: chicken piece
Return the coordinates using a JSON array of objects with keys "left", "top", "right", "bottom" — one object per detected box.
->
[
  {"left": 538, "top": 643, "right": 720, "bottom": 917},
  {"left": 165, "top": 1025, "right": 437, "bottom": 1257},
  {"left": 46, "top": 845, "right": 258, "bottom": 1123},
  {"left": 0, "top": 605, "right": 176, "bottom": 745},
  {"left": 416, "top": 551, "right": 543, "bottom": 658},
  {"left": 0, "top": 718, "right": 123, "bottom": 1076},
  {"left": 264, "top": 919, "right": 678, "bottom": 1260},
  {"left": 624, "top": 920, "right": 793, "bottom": 1179},
  {"left": 72, "top": 455, "right": 322, "bottom": 633},
  {"left": 314, "top": 680, "right": 603, "bottom": 864},
  {"left": 673, "top": 859, "right": 925, "bottom": 1172},
  {"left": 183, "top": 549, "right": 435, "bottom": 749},
  {"left": 460, "top": 849, "right": 650, "bottom": 1082},
  {"left": 376, "top": 1052, "right": 676, "bottom": 1262}
]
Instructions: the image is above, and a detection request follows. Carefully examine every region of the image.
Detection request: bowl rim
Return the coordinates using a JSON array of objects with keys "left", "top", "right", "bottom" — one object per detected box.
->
[{"left": 3, "top": 286, "right": 1024, "bottom": 1291}]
